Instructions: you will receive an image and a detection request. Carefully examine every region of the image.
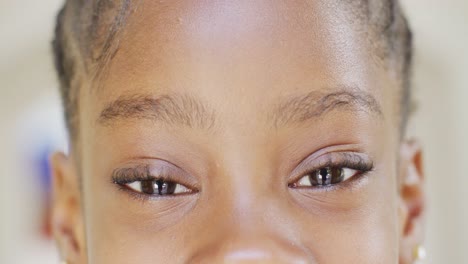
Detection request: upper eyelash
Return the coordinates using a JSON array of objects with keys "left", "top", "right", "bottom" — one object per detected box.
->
[
  {"left": 113, "top": 171, "right": 198, "bottom": 202},
  {"left": 111, "top": 165, "right": 174, "bottom": 185},
  {"left": 313, "top": 158, "right": 374, "bottom": 172},
  {"left": 111, "top": 165, "right": 200, "bottom": 201},
  {"left": 112, "top": 154, "right": 373, "bottom": 197},
  {"left": 113, "top": 173, "right": 158, "bottom": 185},
  {"left": 315, "top": 152, "right": 373, "bottom": 170},
  {"left": 289, "top": 153, "right": 374, "bottom": 189}
]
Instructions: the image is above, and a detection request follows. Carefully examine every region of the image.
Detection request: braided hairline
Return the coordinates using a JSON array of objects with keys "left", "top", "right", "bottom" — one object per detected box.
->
[
  {"left": 52, "top": 0, "right": 412, "bottom": 139},
  {"left": 53, "top": 0, "right": 133, "bottom": 138}
]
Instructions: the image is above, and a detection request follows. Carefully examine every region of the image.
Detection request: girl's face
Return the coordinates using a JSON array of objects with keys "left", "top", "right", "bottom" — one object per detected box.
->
[{"left": 52, "top": 1, "right": 424, "bottom": 263}]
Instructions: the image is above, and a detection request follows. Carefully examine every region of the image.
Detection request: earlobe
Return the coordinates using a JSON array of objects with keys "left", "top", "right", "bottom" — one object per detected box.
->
[
  {"left": 50, "top": 152, "right": 85, "bottom": 263},
  {"left": 398, "top": 140, "right": 426, "bottom": 264}
]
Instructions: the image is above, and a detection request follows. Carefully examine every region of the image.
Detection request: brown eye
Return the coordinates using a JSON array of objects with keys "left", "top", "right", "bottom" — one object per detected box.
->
[
  {"left": 292, "top": 167, "right": 358, "bottom": 188},
  {"left": 127, "top": 179, "right": 192, "bottom": 196}
]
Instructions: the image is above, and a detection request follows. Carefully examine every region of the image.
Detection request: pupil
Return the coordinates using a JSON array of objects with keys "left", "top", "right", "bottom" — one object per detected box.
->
[
  {"left": 309, "top": 167, "right": 344, "bottom": 186},
  {"left": 319, "top": 168, "right": 328, "bottom": 177},
  {"left": 155, "top": 179, "right": 177, "bottom": 195}
]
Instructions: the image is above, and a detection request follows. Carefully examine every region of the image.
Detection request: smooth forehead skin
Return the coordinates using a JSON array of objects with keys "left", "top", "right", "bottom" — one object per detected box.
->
[{"left": 77, "top": 0, "right": 402, "bottom": 263}]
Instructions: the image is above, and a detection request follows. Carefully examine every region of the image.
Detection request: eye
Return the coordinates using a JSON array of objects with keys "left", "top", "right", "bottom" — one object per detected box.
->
[
  {"left": 126, "top": 179, "right": 193, "bottom": 196},
  {"left": 291, "top": 167, "right": 359, "bottom": 188}
]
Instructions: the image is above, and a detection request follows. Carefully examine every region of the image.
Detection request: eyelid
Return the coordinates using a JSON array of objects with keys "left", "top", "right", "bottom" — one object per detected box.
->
[
  {"left": 126, "top": 180, "right": 193, "bottom": 195},
  {"left": 288, "top": 152, "right": 374, "bottom": 186},
  {"left": 111, "top": 163, "right": 200, "bottom": 193},
  {"left": 294, "top": 167, "right": 359, "bottom": 187}
]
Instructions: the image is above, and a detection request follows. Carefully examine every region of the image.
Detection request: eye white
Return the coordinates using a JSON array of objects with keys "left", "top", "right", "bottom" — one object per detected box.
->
[
  {"left": 127, "top": 181, "right": 144, "bottom": 192},
  {"left": 173, "top": 184, "right": 190, "bottom": 194},
  {"left": 126, "top": 181, "right": 192, "bottom": 194},
  {"left": 296, "top": 168, "right": 358, "bottom": 187},
  {"left": 341, "top": 168, "right": 358, "bottom": 180}
]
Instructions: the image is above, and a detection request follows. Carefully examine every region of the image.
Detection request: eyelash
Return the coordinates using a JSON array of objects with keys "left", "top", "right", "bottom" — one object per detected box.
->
[
  {"left": 288, "top": 156, "right": 374, "bottom": 192},
  {"left": 112, "top": 170, "right": 198, "bottom": 201},
  {"left": 112, "top": 154, "right": 374, "bottom": 201}
]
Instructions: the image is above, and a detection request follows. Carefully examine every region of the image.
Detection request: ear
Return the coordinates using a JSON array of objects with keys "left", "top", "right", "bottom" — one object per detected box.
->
[
  {"left": 50, "top": 152, "right": 86, "bottom": 264},
  {"left": 398, "top": 140, "right": 426, "bottom": 264}
]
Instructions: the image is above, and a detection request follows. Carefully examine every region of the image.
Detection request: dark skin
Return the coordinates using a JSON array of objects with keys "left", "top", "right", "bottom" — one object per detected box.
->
[{"left": 51, "top": 1, "right": 425, "bottom": 263}]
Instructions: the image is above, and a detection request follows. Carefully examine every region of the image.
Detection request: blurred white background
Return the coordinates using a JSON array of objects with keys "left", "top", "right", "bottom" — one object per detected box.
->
[{"left": 0, "top": 0, "right": 467, "bottom": 263}]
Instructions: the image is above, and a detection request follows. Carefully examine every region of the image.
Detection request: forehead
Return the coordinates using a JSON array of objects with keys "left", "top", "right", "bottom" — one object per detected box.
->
[{"left": 83, "top": 0, "right": 396, "bottom": 133}]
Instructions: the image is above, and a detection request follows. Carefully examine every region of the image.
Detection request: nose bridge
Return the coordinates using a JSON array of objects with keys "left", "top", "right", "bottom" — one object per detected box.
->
[
  {"left": 187, "top": 134, "right": 314, "bottom": 263},
  {"left": 220, "top": 139, "right": 280, "bottom": 216},
  {"left": 188, "top": 227, "right": 313, "bottom": 264},
  {"left": 189, "top": 173, "right": 313, "bottom": 263}
]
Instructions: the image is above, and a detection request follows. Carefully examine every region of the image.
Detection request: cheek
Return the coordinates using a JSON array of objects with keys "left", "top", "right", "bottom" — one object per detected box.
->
[
  {"left": 300, "top": 210, "right": 399, "bottom": 263},
  {"left": 78, "top": 119, "right": 401, "bottom": 263},
  {"left": 83, "top": 183, "right": 199, "bottom": 263},
  {"left": 291, "top": 172, "right": 400, "bottom": 263},
  {"left": 81, "top": 159, "right": 199, "bottom": 263}
]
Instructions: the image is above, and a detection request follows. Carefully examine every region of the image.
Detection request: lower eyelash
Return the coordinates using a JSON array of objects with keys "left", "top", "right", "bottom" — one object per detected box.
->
[
  {"left": 305, "top": 169, "right": 372, "bottom": 193},
  {"left": 116, "top": 184, "right": 152, "bottom": 204},
  {"left": 115, "top": 180, "right": 198, "bottom": 203}
]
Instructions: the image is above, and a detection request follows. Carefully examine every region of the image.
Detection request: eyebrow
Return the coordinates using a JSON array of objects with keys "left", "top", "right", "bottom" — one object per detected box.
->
[
  {"left": 271, "top": 88, "right": 383, "bottom": 127},
  {"left": 98, "top": 93, "right": 216, "bottom": 129},
  {"left": 98, "top": 88, "right": 382, "bottom": 129}
]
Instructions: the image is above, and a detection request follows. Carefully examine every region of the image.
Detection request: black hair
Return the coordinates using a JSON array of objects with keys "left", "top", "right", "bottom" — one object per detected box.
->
[
  {"left": 52, "top": 0, "right": 132, "bottom": 139},
  {"left": 52, "top": 0, "right": 412, "bottom": 139}
]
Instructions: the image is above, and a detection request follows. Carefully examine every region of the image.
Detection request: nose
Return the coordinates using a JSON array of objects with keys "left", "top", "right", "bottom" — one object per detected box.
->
[
  {"left": 187, "top": 155, "right": 314, "bottom": 263},
  {"left": 188, "top": 231, "right": 312, "bottom": 264}
]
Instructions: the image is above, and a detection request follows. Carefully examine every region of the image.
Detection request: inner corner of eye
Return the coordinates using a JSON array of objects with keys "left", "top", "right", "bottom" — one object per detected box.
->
[{"left": 297, "top": 175, "right": 311, "bottom": 186}]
